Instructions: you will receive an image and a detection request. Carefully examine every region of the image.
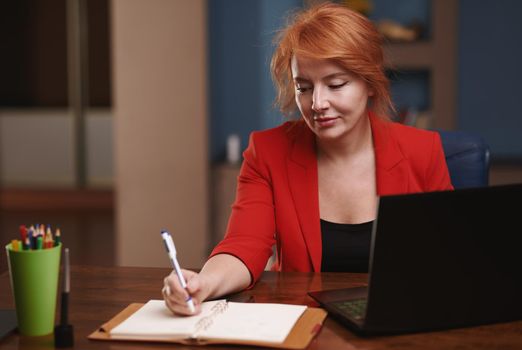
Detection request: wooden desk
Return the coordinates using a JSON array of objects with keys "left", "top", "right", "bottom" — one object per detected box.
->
[{"left": 1, "top": 266, "right": 521, "bottom": 349}]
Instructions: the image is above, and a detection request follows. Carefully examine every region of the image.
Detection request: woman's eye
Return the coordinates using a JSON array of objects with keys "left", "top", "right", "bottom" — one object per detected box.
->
[
  {"left": 296, "top": 86, "right": 310, "bottom": 93},
  {"left": 329, "top": 82, "right": 348, "bottom": 89}
]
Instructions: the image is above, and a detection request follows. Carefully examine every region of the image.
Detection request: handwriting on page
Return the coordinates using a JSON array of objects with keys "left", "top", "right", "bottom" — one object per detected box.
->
[{"left": 201, "top": 302, "right": 306, "bottom": 343}]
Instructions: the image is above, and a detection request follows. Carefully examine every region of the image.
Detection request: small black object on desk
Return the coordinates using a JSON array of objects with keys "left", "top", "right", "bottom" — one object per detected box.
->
[
  {"left": 0, "top": 309, "right": 17, "bottom": 340},
  {"left": 54, "top": 247, "right": 74, "bottom": 348}
]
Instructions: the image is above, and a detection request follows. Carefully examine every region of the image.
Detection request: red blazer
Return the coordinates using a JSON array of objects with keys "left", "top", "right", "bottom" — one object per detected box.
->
[{"left": 210, "top": 115, "right": 453, "bottom": 284}]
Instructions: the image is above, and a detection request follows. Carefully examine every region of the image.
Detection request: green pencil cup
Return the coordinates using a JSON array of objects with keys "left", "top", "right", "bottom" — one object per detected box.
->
[{"left": 5, "top": 243, "right": 62, "bottom": 336}]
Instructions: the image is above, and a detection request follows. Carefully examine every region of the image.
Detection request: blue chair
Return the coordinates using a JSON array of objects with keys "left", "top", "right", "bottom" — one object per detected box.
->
[{"left": 437, "top": 130, "right": 490, "bottom": 189}]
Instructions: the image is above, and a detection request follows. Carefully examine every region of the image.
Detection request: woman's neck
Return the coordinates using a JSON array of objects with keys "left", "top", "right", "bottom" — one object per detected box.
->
[{"left": 316, "top": 116, "right": 373, "bottom": 164}]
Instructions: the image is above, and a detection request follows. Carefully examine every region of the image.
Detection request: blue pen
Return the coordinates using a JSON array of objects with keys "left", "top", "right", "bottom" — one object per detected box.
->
[{"left": 161, "top": 230, "right": 196, "bottom": 313}]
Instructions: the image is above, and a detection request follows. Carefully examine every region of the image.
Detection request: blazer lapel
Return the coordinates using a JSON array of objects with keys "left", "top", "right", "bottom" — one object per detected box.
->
[
  {"left": 286, "top": 123, "right": 322, "bottom": 272},
  {"left": 283, "top": 116, "right": 409, "bottom": 272},
  {"left": 370, "top": 114, "right": 409, "bottom": 195}
]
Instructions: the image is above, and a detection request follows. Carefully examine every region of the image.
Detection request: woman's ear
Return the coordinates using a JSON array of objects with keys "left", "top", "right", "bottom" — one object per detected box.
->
[{"left": 366, "top": 82, "right": 375, "bottom": 97}]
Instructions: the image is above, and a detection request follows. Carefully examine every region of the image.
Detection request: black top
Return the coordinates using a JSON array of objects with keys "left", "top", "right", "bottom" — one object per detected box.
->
[{"left": 321, "top": 219, "right": 374, "bottom": 272}]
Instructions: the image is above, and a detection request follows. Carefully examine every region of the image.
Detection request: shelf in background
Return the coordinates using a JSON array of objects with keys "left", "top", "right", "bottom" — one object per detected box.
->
[
  {"left": 381, "top": 0, "right": 457, "bottom": 131},
  {"left": 383, "top": 41, "right": 434, "bottom": 70},
  {"left": 0, "top": 188, "right": 113, "bottom": 211}
]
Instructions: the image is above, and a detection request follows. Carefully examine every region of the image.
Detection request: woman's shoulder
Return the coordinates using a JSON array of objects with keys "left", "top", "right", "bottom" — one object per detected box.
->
[
  {"left": 387, "top": 121, "right": 441, "bottom": 147},
  {"left": 383, "top": 122, "right": 448, "bottom": 175},
  {"left": 250, "top": 120, "right": 305, "bottom": 146},
  {"left": 244, "top": 120, "right": 309, "bottom": 165},
  {"left": 371, "top": 113, "right": 440, "bottom": 148}
]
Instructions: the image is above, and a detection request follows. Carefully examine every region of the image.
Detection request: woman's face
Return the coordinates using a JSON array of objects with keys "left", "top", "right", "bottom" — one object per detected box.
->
[{"left": 291, "top": 55, "right": 373, "bottom": 141}]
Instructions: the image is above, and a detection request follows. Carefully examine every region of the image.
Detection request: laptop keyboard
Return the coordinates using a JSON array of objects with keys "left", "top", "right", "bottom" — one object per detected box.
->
[{"left": 331, "top": 298, "right": 367, "bottom": 320}]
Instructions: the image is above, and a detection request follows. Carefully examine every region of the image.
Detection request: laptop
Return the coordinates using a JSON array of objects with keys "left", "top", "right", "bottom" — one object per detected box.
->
[{"left": 308, "top": 183, "right": 522, "bottom": 335}]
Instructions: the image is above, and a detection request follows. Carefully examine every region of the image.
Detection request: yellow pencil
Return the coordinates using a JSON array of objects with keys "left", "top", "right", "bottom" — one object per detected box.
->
[{"left": 11, "top": 239, "right": 20, "bottom": 251}]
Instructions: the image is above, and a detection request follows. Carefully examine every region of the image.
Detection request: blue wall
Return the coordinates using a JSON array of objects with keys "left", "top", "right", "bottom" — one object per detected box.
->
[
  {"left": 208, "top": 0, "right": 261, "bottom": 161},
  {"left": 208, "top": 0, "right": 301, "bottom": 162},
  {"left": 259, "top": 0, "right": 303, "bottom": 130},
  {"left": 458, "top": 0, "right": 522, "bottom": 161}
]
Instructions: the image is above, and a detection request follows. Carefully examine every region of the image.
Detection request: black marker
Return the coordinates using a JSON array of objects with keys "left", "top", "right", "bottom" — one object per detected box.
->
[{"left": 54, "top": 248, "right": 74, "bottom": 347}]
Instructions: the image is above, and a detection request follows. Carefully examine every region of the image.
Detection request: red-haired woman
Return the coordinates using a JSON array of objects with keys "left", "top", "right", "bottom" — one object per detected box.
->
[{"left": 163, "top": 2, "right": 453, "bottom": 315}]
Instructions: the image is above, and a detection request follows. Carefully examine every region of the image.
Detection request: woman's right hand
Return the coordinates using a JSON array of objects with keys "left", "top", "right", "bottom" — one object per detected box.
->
[
  {"left": 162, "top": 269, "right": 210, "bottom": 316},
  {"left": 162, "top": 254, "right": 251, "bottom": 316}
]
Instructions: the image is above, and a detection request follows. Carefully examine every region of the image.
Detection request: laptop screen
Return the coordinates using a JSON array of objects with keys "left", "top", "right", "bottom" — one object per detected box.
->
[
  {"left": 364, "top": 184, "right": 522, "bottom": 333},
  {"left": 310, "top": 184, "right": 522, "bottom": 335}
]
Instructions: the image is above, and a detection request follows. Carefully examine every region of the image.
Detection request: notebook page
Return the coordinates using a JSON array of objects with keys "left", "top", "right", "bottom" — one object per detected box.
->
[
  {"left": 199, "top": 302, "right": 307, "bottom": 343},
  {"left": 109, "top": 299, "right": 223, "bottom": 339}
]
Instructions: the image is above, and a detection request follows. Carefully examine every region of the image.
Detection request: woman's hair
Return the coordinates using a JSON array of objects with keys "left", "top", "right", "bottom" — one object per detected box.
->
[{"left": 271, "top": 2, "right": 393, "bottom": 119}]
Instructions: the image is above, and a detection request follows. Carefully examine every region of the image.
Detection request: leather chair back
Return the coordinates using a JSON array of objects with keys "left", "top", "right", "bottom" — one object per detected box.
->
[{"left": 437, "top": 130, "right": 490, "bottom": 189}]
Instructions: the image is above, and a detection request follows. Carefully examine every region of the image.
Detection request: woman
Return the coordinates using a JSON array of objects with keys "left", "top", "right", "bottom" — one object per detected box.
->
[{"left": 163, "top": 2, "right": 453, "bottom": 315}]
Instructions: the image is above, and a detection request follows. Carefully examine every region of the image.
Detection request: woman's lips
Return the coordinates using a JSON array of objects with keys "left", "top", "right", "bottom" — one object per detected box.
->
[{"left": 313, "top": 116, "right": 338, "bottom": 127}]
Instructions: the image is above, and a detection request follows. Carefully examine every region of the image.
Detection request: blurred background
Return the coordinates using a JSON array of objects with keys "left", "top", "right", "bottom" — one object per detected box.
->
[{"left": 1, "top": 0, "right": 521, "bottom": 272}]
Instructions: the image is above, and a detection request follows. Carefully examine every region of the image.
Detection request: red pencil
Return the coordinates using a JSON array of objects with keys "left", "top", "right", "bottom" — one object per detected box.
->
[{"left": 19, "top": 225, "right": 28, "bottom": 243}]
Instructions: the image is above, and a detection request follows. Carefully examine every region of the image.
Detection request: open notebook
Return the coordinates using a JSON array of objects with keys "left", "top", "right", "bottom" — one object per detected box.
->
[{"left": 89, "top": 299, "right": 327, "bottom": 349}]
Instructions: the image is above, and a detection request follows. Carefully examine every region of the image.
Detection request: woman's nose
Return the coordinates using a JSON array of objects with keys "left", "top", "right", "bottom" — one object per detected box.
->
[{"left": 312, "top": 87, "right": 329, "bottom": 112}]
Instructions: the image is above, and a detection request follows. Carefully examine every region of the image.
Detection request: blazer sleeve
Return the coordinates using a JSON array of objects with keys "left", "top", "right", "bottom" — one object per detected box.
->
[
  {"left": 209, "top": 132, "right": 276, "bottom": 285},
  {"left": 426, "top": 132, "right": 454, "bottom": 191}
]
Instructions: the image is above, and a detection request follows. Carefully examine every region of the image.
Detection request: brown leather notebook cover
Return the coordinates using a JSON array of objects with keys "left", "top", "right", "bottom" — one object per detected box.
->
[{"left": 88, "top": 303, "right": 327, "bottom": 349}]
